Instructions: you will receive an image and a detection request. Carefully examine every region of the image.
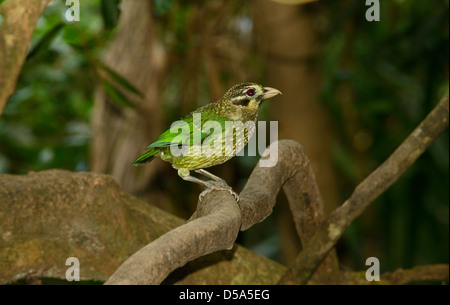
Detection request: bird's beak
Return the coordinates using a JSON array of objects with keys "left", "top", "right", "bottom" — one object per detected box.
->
[{"left": 263, "top": 87, "right": 282, "bottom": 99}]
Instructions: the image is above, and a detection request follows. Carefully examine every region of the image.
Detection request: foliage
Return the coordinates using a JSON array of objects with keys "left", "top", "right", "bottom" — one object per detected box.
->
[{"left": 0, "top": 0, "right": 130, "bottom": 173}]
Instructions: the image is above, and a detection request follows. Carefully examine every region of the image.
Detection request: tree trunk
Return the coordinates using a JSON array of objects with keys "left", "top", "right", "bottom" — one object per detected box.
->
[
  {"left": 0, "top": 0, "right": 54, "bottom": 115},
  {"left": 252, "top": 0, "right": 340, "bottom": 263},
  {"left": 91, "top": 0, "right": 166, "bottom": 204}
]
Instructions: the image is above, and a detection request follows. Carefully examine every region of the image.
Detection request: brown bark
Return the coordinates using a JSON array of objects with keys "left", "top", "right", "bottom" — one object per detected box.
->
[
  {"left": 0, "top": 0, "right": 53, "bottom": 115},
  {"left": 105, "top": 190, "right": 241, "bottom": 285},
  {"left": 91, "top": 0, "right": 166, "bottom": 202},
  {"left": 238, "top": 141, "right": 340, "bottom": 284}
]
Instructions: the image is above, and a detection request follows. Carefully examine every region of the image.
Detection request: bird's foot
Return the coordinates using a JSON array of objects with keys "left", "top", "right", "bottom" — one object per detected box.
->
[
  {"left": 198, "top": 180, "right": 240, "bottom": 203},
  {"left": 178, "top": 168, "right": 239, "bottom": 202}
]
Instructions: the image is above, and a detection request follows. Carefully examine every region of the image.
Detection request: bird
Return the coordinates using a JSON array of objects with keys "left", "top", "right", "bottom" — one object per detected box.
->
[{"left": 132, "top": 82, "right": 282, "bottom": 200}]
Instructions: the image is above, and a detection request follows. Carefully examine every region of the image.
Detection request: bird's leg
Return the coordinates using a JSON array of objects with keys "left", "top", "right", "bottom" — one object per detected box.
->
[
  {"left": 177, "top": 168, "right": 239, "bottom": 202},
  {"left": 179, "top": 173, "right": 215, "bottom": 189},
  {"left": 194, "top": 169, "right": 224, "bottom": 182}
]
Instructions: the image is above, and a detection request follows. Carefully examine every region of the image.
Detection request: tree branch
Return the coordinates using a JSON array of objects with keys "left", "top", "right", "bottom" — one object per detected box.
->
[
  {"left": 105, "top": 191, "right": 241, "bottom": 285},
  {"left": 238, "top": 140, "right": 340, "bottom": 283},
  {"left": 338, "top": 264, "right": 449, "bottom": 285},
  {"left": 279, "top": 92, "right": 449, "bottom": 284},
  {"left": 382, "top": 264, "right": 449, "bottom": 285},
  {"left": 0, "top": 0, "right": 53, "bottom": 115},
  {"left": 105, "top": 140, "right": 340, "bottom": 284}
]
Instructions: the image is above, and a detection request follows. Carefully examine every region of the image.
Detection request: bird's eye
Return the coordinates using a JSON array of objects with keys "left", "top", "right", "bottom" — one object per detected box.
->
[{"left": 246, "top": 89, "right": 256, "bottom": 97}]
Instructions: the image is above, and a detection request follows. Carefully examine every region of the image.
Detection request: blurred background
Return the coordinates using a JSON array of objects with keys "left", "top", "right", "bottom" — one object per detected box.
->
[{"left": 0, "top": 0, "right": 448, "bottom": 275}]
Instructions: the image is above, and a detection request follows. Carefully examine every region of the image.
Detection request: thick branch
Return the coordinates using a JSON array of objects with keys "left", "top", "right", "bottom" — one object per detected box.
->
[
  {"left": 105, "top": 191, "right": 241, "bottom": 285},
  {"left": 0, "top": 0, "right": 53, "bottom": 115},
  {"left": 106, "top": 140, "right": 339, "bottom": 284},
  {"left": 279, "top": 92, "right": 449, "bottom": 284},
  {"left": 238, "top": 140, "right": 340, "bottom": 283}
]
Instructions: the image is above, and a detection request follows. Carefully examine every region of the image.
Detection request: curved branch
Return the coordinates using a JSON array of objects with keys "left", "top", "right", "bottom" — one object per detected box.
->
[
  {"left": 106, "top": 140, "right": 338, "bottom": 284},
  {"left": 238, "top": 140, "right": 340, "bottom": 283},
  {"left": 279, "top": 92, "right": 449, "bottom": 284},
  {"left": 105, "top": 191, "right": 241, "bottom": 285}
]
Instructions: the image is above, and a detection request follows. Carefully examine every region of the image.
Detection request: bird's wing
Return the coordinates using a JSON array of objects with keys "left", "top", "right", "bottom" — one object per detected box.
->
[
  {"left": 146, "top": 110, "right": 227, "bottom": 149},
  {"left": 145, "top": 119, "right": 191, "bottom": 149}
]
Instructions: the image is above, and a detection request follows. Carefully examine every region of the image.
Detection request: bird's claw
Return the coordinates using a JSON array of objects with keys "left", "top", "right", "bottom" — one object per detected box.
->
[{"left": 199, "top": 181, "right": 240, "bottom": 203}]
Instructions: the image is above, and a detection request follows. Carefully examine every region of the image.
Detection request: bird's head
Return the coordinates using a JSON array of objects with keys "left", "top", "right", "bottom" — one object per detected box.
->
[{"left": 218, "top": 82, "right": 282, "bottom": 120}]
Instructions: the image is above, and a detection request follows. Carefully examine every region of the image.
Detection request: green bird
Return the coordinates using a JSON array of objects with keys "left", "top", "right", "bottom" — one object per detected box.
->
[{"left": 132, "top": 82, "right": 281, "bottom": 198}]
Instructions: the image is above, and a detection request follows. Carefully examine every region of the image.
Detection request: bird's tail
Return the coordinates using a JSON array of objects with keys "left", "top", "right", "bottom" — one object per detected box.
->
[{"left": 132, "top": 149, "right": 158, "bottom": 166}]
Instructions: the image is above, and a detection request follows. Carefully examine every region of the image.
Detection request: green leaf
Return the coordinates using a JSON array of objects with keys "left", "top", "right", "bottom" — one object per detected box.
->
[
  {"left": 97, "top": 61, "right": 144, "bottom": 98},
  {"left": 101, "top": 79, "right": 135, "bottom": 109},
  {"left": 27, "top": 22, "right": 65, "bottom": 60}
]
